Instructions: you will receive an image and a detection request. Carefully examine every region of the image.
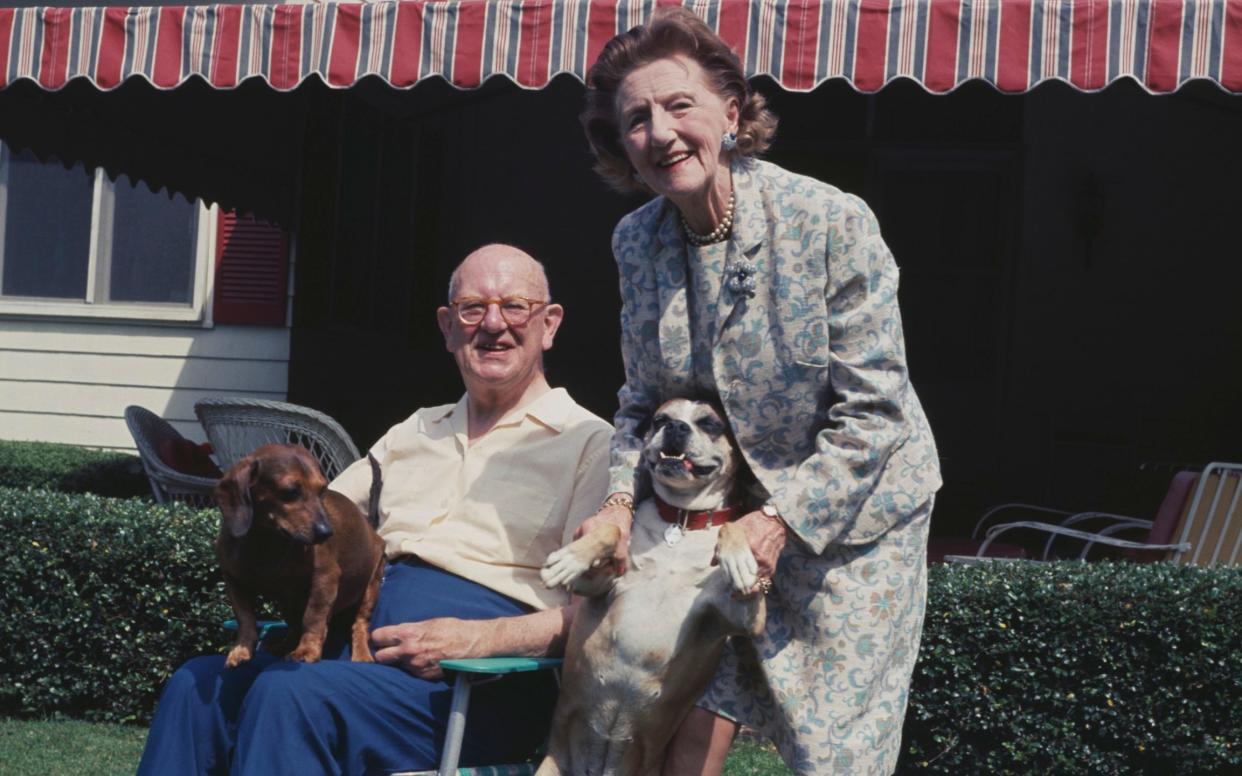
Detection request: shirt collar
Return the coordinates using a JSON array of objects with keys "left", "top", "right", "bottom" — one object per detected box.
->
[{"left": 428, "top": 387, "right": 573, "bottom": 434}]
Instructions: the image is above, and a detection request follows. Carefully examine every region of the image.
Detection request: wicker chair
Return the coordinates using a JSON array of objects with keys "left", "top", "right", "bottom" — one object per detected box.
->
[
  {"left": 123, "top": 405, "right": 219, "bottom": 508},
  {"left": 194, "top": 398, "right": 362, "bottom": 479}
]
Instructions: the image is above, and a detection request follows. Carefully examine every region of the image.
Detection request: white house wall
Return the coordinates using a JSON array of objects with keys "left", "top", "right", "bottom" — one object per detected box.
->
[{"left": 0, "top": 319, "right": 288, "bottom": 450}]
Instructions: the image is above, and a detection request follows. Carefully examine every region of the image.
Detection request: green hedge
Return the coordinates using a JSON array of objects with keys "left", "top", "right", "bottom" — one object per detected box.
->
[
  {"left": 0, "top": 487, "right": 228, "bottom": 723},
  {"left": 898, "top": 561, "right": 1242, "bottom": 775},
  {"left": 0, "top": 440, "right": 149, "bottom": 499},
  {"left": 3, "top": 484, "right": 1240, "bottom": 776}
]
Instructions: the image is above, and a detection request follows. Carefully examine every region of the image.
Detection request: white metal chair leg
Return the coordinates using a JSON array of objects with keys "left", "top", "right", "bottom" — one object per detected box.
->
[
  {"left": 438, "top": 672, "right": 473, "bottom": 776},
  {"left": 389, "top": 657, "right": 562, "bottom": 776}
]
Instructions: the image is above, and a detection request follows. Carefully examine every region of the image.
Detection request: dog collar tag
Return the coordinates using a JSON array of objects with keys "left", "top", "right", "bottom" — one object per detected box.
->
[{"left": 663, "top": 524, "right": 684, "bottom": 546}]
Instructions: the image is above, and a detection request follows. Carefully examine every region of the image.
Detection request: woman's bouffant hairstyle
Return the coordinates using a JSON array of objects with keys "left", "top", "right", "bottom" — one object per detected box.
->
[{"left": 580, "top": 6, "right": 778, "bottom": 194}]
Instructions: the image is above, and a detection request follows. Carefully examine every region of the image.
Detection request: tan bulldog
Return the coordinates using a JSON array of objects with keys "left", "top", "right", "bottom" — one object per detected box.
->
[{"left": 538, "top": 398, "right": 766, "bottom": 776}]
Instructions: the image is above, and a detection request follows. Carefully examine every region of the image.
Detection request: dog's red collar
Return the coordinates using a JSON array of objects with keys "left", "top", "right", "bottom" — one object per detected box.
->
[{"left": 654, "top": 496, "right": 741, "bottom": 531}]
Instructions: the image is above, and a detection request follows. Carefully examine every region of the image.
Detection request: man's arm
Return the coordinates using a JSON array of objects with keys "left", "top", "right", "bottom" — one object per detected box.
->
[{"left": 370, "top": 603, "right": 577, "bottom": 680}]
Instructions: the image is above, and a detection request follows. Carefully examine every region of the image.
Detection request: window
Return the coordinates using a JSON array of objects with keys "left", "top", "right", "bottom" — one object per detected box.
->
[{"left": 0, "top": 142, "right": 214, "bottom": 322}]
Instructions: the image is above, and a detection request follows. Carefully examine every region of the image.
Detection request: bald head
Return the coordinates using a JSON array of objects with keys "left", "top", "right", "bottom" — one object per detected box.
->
[
  {"left": 448, "top": 244, "right": 550, "bottom": 303},
  {"left": 437, "top": 243, "right": 564, "bottom": 412}
]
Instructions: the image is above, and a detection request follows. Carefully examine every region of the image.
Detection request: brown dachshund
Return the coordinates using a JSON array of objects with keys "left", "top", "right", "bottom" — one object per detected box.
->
[{"left": 214, "top": 443, "right": 385, "bottom": 667}]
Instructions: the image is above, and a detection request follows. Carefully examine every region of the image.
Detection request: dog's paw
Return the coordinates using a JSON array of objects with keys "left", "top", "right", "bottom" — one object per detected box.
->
[
  {"left": 541, "top": 545, "right": 593, "bottom": 589},
  {"left": 224, "top": 644, "right": 253, "bottom": 668},
  {"left": 715, "top": 543, "right": 758, "bottom": 596},
  {"left": 286, "top": 642, "right": 323, "bottom": 663}
]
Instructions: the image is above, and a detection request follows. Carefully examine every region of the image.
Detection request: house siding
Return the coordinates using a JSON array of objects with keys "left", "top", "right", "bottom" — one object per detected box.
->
[{"left": 0, "top": 319, "right": 288, "bottom": 450}]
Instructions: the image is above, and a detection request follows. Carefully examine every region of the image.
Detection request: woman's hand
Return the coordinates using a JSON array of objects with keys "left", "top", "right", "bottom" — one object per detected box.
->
[
  {"left": 371, "top": 618, "right": 485, "bottom": 680},
  {"left": 573, "top": 502, "right": 634, "bottom": 576},
  {"left": 732, "top": 510, "right": 787, "bottom": 594}
]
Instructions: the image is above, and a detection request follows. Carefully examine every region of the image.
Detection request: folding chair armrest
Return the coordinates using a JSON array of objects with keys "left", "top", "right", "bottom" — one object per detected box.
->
[
  {"left": 972, "top": 503, "right": 1074, "bottom": 539},
  {"left": 434, "top": 657, "right": 563, "bottom": 776},
  {"left": 1044, "top": 513, "right": 1152, "bottom": 559},
  {"left": 1057, "top": 512, "right": 1152, "bottom": 530},
  {"left": 980, "top": 520, "right": 1190, "bottom": 560},
  {"left": 222, "top": 618, "right": 288, "bottom": 642},
  {"left": 439, "top": 657, "right": 563, "bottom": 675}
]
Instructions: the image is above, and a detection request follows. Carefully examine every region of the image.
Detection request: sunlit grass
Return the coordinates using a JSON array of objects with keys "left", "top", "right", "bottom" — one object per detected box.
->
[
  {"left": 0, "top": 717, "right": 791, "bottom": 776},
  {"left": 0, "top": 718, "right": 148, "bottom": 776}
]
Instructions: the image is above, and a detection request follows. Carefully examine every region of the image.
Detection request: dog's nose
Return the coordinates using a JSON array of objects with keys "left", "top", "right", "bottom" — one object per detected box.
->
[
  {"left": 312, "top": 520, "right": 334, "bottom": 542},
  {"left": 662, "top": 420, "right": 691, "bottom": 451}
]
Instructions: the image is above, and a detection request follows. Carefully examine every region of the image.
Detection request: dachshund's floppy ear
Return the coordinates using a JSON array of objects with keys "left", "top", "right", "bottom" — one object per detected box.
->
[{"left": 216, "top": 458, "right": 260, "bottom": 538}]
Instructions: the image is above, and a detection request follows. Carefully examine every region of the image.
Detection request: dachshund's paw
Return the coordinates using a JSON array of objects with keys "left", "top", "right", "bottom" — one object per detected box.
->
[
  {"left": 286, "top": 642, "right": 323, "bottom": 663},
  {"left": 540, "top": 544, "right": 594, "bottom": 589},
  {"left": 224, "top": 644, "right": 253, "bottom": 668},
  {"left": 716, "top": 524, "right": 758, "bottom": 595}
]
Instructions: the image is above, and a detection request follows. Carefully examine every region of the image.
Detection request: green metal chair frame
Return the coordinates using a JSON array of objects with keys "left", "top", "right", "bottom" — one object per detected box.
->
[{"left": 389, "top": 657, "right": 563, "bottom": 776}]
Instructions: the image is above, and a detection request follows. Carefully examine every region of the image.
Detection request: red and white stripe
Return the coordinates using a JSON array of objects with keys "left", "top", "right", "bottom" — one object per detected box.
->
[
  {"left": 753, "top": 0, "right": 780, "bottom": 77},
  {"left": 966, "top": 0, "right": 987, "bottom": 79},
  {"left": 1188, "top": 0, "right": 1215, "bottom": 77},
  {"left": 2, "top": 0, "right": 1241, "bottom": 96}
]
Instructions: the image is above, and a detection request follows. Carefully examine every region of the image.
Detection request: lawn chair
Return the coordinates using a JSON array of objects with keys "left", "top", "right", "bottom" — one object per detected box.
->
[
  {"left": 123, "top": 405, "right": 219, "bottom": 508},
  {"left": 945, "top": 462, "right": 1242, "bottom": 565},
  {"left": 194, "top": 398, "right": 361, "bottom": 479},
  {"left": 386, "top": 657, "right": 563, "bottom": 776}
]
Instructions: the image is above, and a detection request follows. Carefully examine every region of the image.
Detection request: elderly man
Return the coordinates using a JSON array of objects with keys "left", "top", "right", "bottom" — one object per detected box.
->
[{"left": 138, "top": 244, "right": 612, "bottom": 775}]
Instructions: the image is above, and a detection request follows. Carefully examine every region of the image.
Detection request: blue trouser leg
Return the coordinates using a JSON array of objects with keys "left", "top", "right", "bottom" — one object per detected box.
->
[
  {"left": 138, "top": 559, "right": 558, "bottom": 775},
  {"left": 137, "top": 652, "right": 278, "bottom": 776}
]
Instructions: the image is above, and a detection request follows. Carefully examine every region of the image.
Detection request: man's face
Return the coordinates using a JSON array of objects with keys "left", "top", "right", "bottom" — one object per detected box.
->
[{"left": 436, "top": 248, "right": 563, "bottom": 398}]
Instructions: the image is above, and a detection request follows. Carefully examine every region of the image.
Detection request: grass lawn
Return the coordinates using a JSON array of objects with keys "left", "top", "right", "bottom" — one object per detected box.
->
[
  {"left": 0, "top": 718, "right": 148, "bottom": 776},
  {"left": 0, "top": 718, "right": 791, "bottom": 775}
]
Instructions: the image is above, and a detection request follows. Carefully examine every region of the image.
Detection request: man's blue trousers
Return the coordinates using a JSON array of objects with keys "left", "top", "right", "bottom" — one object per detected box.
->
[{"left": 137, "top": 558, "right": 558, "bottom": 775}]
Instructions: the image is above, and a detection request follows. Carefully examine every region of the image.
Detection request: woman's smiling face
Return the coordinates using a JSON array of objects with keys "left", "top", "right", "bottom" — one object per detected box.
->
[{"left": 615, "top": 55, "right": 739, "bottom": 214}]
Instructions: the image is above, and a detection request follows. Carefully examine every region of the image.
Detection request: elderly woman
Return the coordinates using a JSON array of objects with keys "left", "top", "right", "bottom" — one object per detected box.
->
[{"left": 576, "top": 7, "right": 942, "bottom": 776}]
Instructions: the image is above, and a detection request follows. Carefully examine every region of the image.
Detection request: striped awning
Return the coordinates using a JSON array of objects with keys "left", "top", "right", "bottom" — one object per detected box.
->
[{"left": 3, "top": 0, "right": 1241, "bottom": 96}]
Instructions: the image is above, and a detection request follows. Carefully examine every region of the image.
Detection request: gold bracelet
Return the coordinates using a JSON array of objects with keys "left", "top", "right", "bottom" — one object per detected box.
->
[{"left": 601, "top": 492, "right": 635, "bottom": 513}]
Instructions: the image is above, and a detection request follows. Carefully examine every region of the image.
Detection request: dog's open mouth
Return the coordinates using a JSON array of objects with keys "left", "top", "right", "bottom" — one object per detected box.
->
[{"left": 655, "top": 451, "right": 719, "bottom": 478}]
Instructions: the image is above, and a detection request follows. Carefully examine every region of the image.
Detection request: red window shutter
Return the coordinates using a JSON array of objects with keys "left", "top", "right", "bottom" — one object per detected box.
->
[{"left": 213, "top": 211, "right": 289, "bottom": 326}]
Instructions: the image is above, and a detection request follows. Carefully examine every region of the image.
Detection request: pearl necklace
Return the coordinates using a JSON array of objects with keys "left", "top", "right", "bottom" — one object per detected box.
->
[{"left": 681, "top": 190, "right": 735, "bottom": 247}]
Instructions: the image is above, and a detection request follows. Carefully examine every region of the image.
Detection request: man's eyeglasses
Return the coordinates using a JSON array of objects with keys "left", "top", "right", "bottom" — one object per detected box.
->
[{"left": 450, "top": 296, "right": 549, "bottom": 326}]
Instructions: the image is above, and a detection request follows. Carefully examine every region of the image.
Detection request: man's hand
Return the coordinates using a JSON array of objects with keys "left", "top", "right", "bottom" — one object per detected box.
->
[
  {"left": 573, "top": 503, "right": 633, "bottom": 576},
  {"left": 370, "top": 618, "right": 485, "bottom": 680}
]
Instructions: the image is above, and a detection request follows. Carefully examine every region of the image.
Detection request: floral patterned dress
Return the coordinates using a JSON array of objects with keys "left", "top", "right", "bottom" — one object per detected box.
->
[{"left": 607, "top": 159, "right": 941, "bottom": 775}]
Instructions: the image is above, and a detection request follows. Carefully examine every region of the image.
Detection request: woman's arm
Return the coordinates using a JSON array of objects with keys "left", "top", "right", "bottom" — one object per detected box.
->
[{"left": 774, "top": 196, "right": 917, "bottom": 554}]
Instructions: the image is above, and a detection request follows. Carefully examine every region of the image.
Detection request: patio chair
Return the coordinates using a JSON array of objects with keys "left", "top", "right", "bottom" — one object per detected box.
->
[
  {"left": 945, "top": 462, "right": 1242, "bottom": 565},
  {"left": 123, "top": 405, "right": 219, "bottom": 508},
  {"left": 388, "top": 656, "right": 563, "bottom": 776},
  {"left": 194, "top": 398, "right": 362, "bottom": 479}
]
